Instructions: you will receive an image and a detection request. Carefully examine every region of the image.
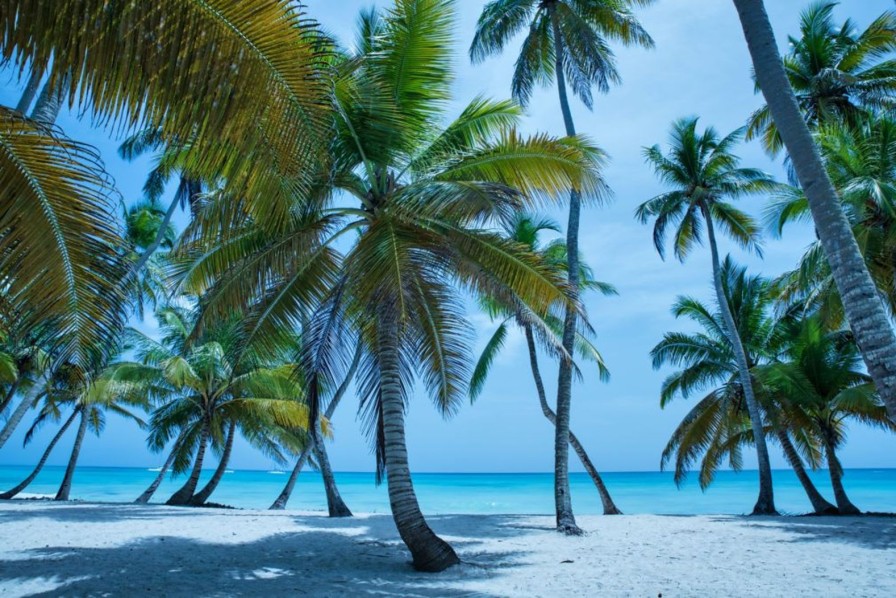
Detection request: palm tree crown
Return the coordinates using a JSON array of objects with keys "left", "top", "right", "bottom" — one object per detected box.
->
[
  {"left": 746, "top": 1, "right": 896, "bottom": 156},
  {"left": 637, "top": 117, "right": 776, "bottom": 260},
  {"left": 470, "top": 0, "right": 655, "bottom": 108}
]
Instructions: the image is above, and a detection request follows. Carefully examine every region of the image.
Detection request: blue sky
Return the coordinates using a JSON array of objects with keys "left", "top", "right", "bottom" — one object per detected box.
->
[{"left": 2, "top": 0, "right": 895, "bottom": 475}]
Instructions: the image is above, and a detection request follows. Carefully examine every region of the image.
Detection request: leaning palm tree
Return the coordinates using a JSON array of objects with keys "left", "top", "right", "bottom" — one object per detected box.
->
[
  {"left": 652, "top": 259, "right": 837, "bottom": 515},
  {"left": 769, "top": 115, "right": 896, "bottom": 324},
  {"left": 746, "top": 2, "right": 896, "bottom": 157},
  {"left": 270, "top": 342, "right": 363, "bottom": 512},
  {"left": 0, "top": 1, "right": 332, "bottom": 371},
  {"left": 637, "top": 117, "right": 779, "bottom": 514},
  {"left": 472, "top": 213, "right": 621, "bottom": 514},
  {"left": 173, "top": 0, "right": 605, "bottom": 571},
  {"left": 757, "top": 317, "right": 896, "bottom": 515},
  {"left": 470, "top": 0, "right": 654, "bottom": 535},
  {"left": 117, "top": 307, "right": 311, "bottom": 506},
  {"left": 732, "top": 0, "right": 896, "bottom": 421},
  {"left": 51, "top": 365, "right": 148, "bottom": 501}
]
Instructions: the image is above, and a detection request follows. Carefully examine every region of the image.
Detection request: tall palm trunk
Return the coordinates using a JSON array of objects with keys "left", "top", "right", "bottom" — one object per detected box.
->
[
  {"left": 379, "top": 309, "right": 459, "bottom": 572},
  {"left": 821, "top": 431, "right": 860, "bottom": 514},
  {"left": 270, "top": 451, "right": 311, "bottom": 511},
  {"left": 733, "top": 0, "right": 896, "bottom": 420},
  {"left": 189, "top": 420, "right": 236, "bottom": 506},
  {"left": 55, "top": 407, "right": 88, "bottom": 501},
  {"left": 167, "top": 422, "right": 209, "bottom": 505},
  {"left": 135, "top": 430, "right": 187, "bottom": 504},
  {"left": 16, "top": 70, "right": 42, "bottom": 114},
  {"left": 0, "top": 377, "right": 46, "bottom": 449},
  {"left": 0, "top": 381, "right": 20, "bottom": 414},
  {"left": 313, "top": 434, "right": 352, "bottom": 517},
  {"left": 0, "top": 409, "right": 78, "bottom": 499},
  {"left": 775, "top": 429, "right": 836, "bottom": 514},
  {"left": 524, "top": 325, "right": 621, "bottom": 514},
  {"left": 30, "top": 75, "right": 68, "bottom": 125},
  {"left": 549, "top": 4, "right": 583, "bottom": 536},
  {"left": 269, "top": 343, "right": 362, "bottom": 510},
  {"left": 704, "top": 209, "right": 777, "bottom": 515},
  {"left": 126, "top": 194, "right": 180, "bottom": 282}
]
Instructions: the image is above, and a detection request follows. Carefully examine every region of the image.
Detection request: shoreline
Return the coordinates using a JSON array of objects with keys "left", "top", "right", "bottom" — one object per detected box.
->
[{"left": 2, "top": 501, "right": 894, "bottom": 596}]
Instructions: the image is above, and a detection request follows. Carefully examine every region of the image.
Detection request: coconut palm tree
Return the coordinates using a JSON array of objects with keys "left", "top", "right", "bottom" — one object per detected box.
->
[
  {"left": 746, "top": 2, "right": 896, "bottom": 157},
  {"left": 756, "top": 317, "right": 896, "bottom": 515},
  {"left": 117, "top": 307, "right": 311, "bottom": 506},
  {"left": 0, "top": 403, "right": 80, "bottom": 500},
  {"left": 0, "top": 0, "right": 332, "bottom": 385},
  {"left": 769, "top": 115, "right": 896, "bottom": 324},
  {"left": 638, "top": 117, "right": 779, "bottom": 514},
  {"left": 470, "top": 0, "right": 654, "bottom": 535},
  {"left": 173, "top": 0, "right": 605, "bottom": 571},
  {"left": 652, "top": 258, "right": 837, "bottom": 514},
  {"left": 732, "top": 0, "right": 896, "bottom": 421},
  {"left": 471, "top": 213, "right": 621, "bottom": 514},
  {"left": 270, "top": 342, "right": 363, "bottom": 513}
]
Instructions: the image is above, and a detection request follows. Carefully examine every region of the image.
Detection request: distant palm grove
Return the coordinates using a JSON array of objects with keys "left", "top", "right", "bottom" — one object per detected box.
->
[{"left": 1, "top": 0, "right": 895, "bottom": 572}]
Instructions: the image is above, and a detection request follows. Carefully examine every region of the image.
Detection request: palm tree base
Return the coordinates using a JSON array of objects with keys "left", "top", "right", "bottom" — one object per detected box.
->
[
  {"left": 409, "top": 536, "right": 460, "bottom": 572},
  {"left": 557, "top": 521, "right": 584, "bottom": 536},
  {"left": 750, "top": 502, "right": 779, "bottom": 516}
]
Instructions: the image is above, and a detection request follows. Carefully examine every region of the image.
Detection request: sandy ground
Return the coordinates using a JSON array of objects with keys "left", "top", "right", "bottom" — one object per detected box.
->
[{"left": 0, "top": 501, "right": 894, "bottom": 596}]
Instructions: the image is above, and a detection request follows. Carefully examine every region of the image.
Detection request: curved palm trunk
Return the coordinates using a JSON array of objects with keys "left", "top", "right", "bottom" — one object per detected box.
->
[
  {"left": 1, "top": 409, "right": 78, "bottom": 499},
  {"left": 166, "top": 423, "right": 209, "bottom": 505},
  {"left": 55, "top": 407, "right": 88, "bottom": 501},
  {"left": 126, "top": 194, "right": 180, "bottom": 283},
  {"left": 524, "top": 325, "right": 621, "bottom": 514},
  {"left": 270, "top": 343, "right": 362, "bottom": 510},
  {"left": 0, "top": 377, "right": 46, "bottom": 449},
  {"left": 313, "top": 435, "right": 352, "bottom": 517},
  {"left": 270, "top": 452, "right": 311, "bottom": 510},
  {"left": 189, "top": 420, "right": 236, "bottom": 506},
  {"left": 733, "top": 0, "right": 896, "bottom": 420},
  {"left": 135, "top": 430, "right": 187, "bottom": 504},
  {"left": 704, "top": 210, "right": 777, "bottom": 515},
  {"left": 775, "top": 429, "right": 836, "bottom": 514},
  {"left": 0, "top": 381, "right": 20, "bottom": 414},
  {"left": 16, "top": 69, "right": 42, "bottom": 114},
  {"left": 30, "top": 76, "right": 68, "bottom": 125},
  {"left": 379, "top": 310, "right": 458, "bottom": 572},
  {"left": 821, "top": 432, "right": 860, "bottom": 514},
  {"left": 549, "top": 4, "right": 583, "bottom": 536}
]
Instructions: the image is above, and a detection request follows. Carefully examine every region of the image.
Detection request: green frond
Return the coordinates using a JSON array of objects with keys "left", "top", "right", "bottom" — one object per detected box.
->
[
  {"left": 3, "top": 0, "right": 333, "bottom": 227},
  {"left": 470, "top": 320, "right": 510, "bottom": 402},
  {"left": 0, "top": 108, "right": 127, "bottom": 365}
]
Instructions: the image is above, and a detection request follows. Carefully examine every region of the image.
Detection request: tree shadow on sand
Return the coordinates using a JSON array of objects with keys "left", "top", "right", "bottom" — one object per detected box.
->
[
  {"left": 0, "top": 509, "right": 538, "bottom": 596},
  {"left": 714, "top": 515, "right": 896, "bottom": 551}
]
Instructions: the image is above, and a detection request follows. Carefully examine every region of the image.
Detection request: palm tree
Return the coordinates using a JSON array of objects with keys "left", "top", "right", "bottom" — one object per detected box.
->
[
  {"left": 757, "top": 317, "right": 896, "bottom": 515},
  {"left": 173, "top": 0, "right": 605, "bottom": 571},
  {"left": 769, "top": 115, "right": 896, "bottom": 324},
  {"left": 0, "top": 1, "right": 332, "bottom": 381},
  {"left": 638, "top": 117, "right": 779, "bottom": 514},
  {"left": 118, "top": 307, "right": 310, "bottom": 506},
  {"left": 746, "top": 2, "right": 896, "bottom": 157},
  {"left": 0, "top": 403, "right": 79, "bottom": 500},
  {"left": 54, "top": 368, "right": 148, "bottom": 501},
  {"left": 470, "top": 0, "right": 654, "bottom": 535},
  {"left": 472, "top": 213, "right": 621, "bottom": 514},
  {"left": 732, "top": 0, "right": 896, "bottom": 421},
  {"left": 270, "top": 342, "right": 363, "bottom": 513},
  {"left": 652, "top": 258, "right": 837, "bottom": 515}
]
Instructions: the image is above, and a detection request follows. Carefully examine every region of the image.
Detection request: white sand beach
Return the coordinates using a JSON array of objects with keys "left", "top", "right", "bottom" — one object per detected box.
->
[{"left": 1, "top": 501, "right": 893, "bottom": 596}]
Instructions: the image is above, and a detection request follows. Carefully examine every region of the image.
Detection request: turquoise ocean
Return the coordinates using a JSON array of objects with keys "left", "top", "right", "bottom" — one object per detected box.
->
[{"left": 1, "top": 465, "right": 894, "bottom": 514}]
